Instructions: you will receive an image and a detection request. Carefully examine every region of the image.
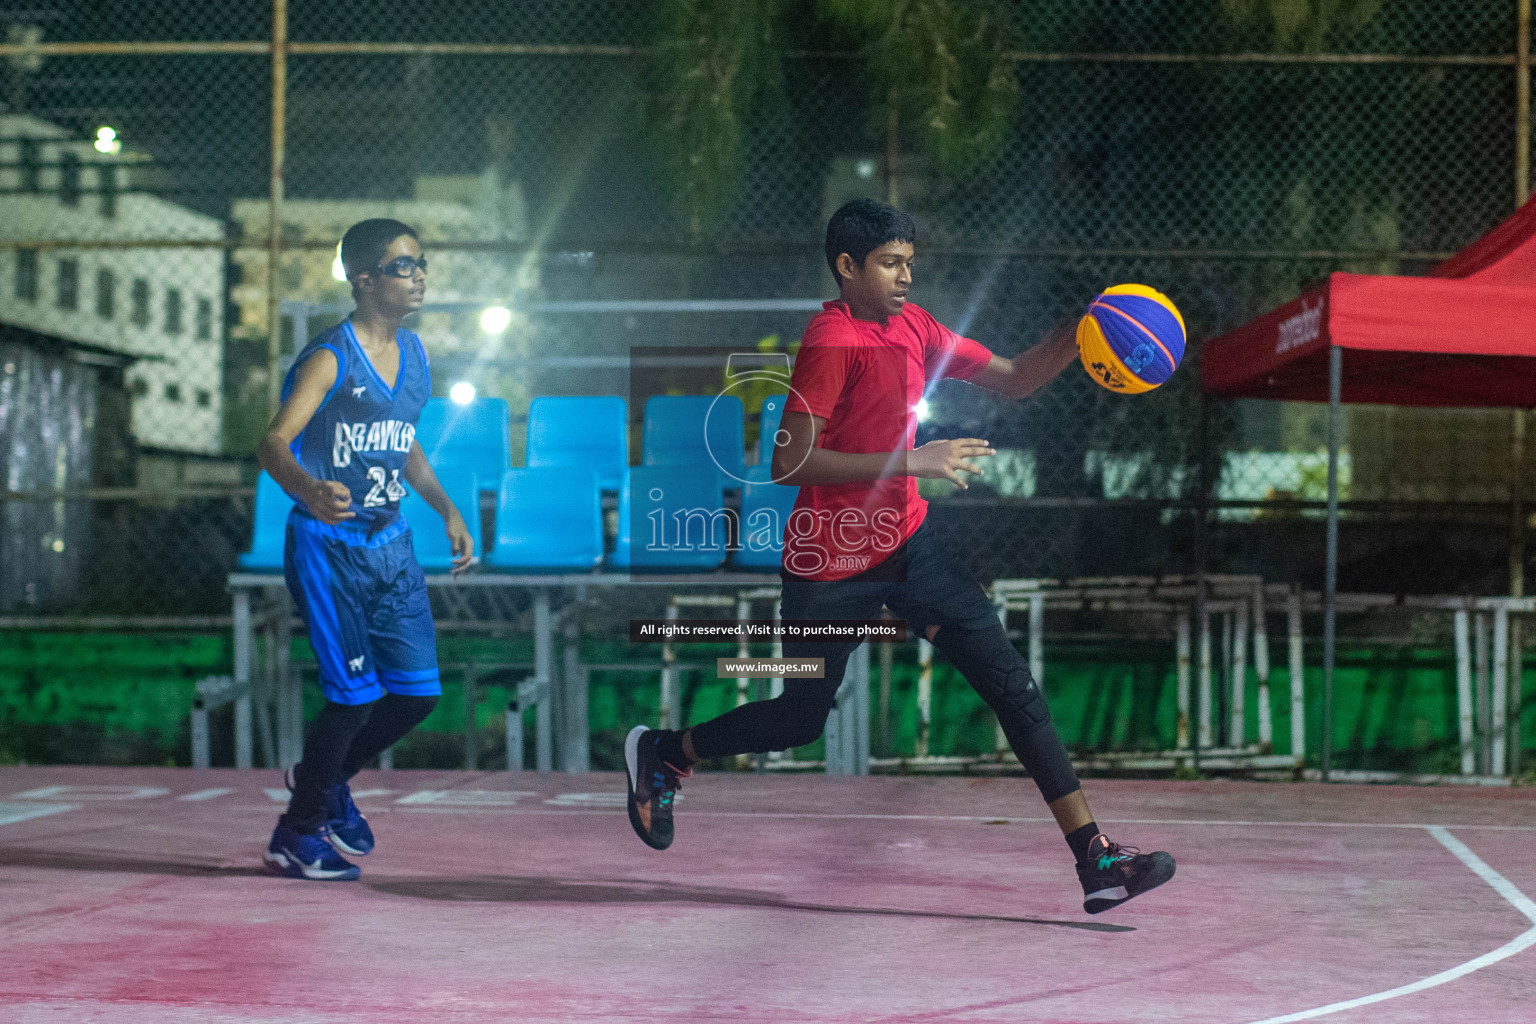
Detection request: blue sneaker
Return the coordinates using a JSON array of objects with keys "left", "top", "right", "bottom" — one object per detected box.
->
[
  {"left": 282, "top": 767, "right": 374, "bottom": 856},
  {"left": 263, "top": 824, "right": 360, "bottom": 881},
  {"left": 325, "top": 781, "right": 375, "bottom": 857}
]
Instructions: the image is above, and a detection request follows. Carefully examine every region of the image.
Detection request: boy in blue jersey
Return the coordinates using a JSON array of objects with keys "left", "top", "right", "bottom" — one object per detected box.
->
[{"left": 258, "top": 218, "right": 474, "bottom": 881}]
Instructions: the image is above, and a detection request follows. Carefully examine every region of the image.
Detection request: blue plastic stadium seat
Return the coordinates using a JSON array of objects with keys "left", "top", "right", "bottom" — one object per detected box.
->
[
  {"left": 642, "top": 395, "right": 745, "bottom": 490},
  {"left": 526, "top": 395, "right": 629, "bottom": 492},
  {"left": 401, "top": 466, "right": 480, "bottom": 573},
  {"left": 733, "top": 468, "right": 799, "bottom": 571},
  {"left": 484, "top": 467, "right": 603, "bottom": 572},
  {"left": 238, "top": 472, "right": 294, "bottom": 571},
  {"left": 610, "top": 465, "right": 727, "bottom": 572},
  {"left": 415, "top": 397, "right": 511, "bottom": 491},
  {"left": 756, "top": 394, "right": 788, "bottom": 469}
]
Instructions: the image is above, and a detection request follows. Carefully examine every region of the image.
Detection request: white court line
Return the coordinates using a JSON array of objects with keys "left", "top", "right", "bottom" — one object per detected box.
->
[
  {"left": 1240, "top": 826, "right": 1536, "bottom": 1024},
  {"left": 387, "top": 804, "right": 1536, "bottom": 830},
  {"left": 11, "top": 785, "right": 168, "bottom": 801},
  {"left": 0, "top": 802, "right": 76, "bottom": 827},
  {"left": 177, "top": 788, "right": 234, "bottom": 802}
]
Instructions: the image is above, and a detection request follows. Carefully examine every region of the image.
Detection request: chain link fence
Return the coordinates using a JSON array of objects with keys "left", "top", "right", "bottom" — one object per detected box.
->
[{"left": 1, "top": 0, "right": 1532, "bottom": 617}]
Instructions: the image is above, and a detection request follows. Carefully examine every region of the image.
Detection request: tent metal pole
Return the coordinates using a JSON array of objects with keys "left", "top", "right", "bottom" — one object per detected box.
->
[
  {"left": 1511, "top": 409, "right": 1526, "bottom": 778},
  {"left": 1517, "top": 0, "right": 1530, "bottom": 205},
  {"left": 265, "top": 0, "right": 288, "bottom": 418},
  {"left": 1322, "top": 345, "right": 1342, "bottom": 783},
  {"left": 1514, "top": 2, "right": 1531, "bottom": 778}
]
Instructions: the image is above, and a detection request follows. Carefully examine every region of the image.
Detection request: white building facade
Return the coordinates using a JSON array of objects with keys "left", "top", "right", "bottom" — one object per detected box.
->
[{"left": 0, "top": 114, "right": 225, "bottom": 455}]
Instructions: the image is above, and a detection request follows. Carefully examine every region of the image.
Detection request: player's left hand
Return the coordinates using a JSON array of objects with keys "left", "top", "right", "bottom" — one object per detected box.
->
[{"left": 446, "top": 512, "right": 476, "bottom": 575}]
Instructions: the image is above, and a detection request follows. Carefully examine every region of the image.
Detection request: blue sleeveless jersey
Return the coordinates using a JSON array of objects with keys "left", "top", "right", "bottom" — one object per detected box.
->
[{"left": 283, "top": 320, "right": 431, "bottom": 532}]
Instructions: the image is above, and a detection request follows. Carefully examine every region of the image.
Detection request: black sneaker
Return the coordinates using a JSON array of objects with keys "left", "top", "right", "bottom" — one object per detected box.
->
[
  {"left": 1076, "top": 835, "right": 1176, "bottom": 914},
  {"left": 624, "top": 725, "right": 690, "bottom": 850}
]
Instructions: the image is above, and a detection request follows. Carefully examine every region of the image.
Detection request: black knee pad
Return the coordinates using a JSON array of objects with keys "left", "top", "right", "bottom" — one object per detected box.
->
[
  {"left": 931, "top": 624, "right": 1050, "bottom": 731},
  {"left": 931, "top": 624, "right": 1080, "bottom": 803}
]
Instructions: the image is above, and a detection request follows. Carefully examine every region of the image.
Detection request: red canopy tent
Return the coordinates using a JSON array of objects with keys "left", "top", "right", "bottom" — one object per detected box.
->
[
  {"left": 1198, "top": 197, "right": 1536, "bottom": 778},
  {"left": 1203, "top": 197, "right": 1536, "bottom": 406}
]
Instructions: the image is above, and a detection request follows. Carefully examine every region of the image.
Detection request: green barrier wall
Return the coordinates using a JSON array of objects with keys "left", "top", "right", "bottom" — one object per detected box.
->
[{"left": 2, "top": 632, "right": 1532, "bottom": 776}]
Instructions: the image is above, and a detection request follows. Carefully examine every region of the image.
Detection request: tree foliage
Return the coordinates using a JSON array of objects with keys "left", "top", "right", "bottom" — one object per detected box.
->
[
  {"left": 817, "top": 0, "right": 1018, "bottom": 176},
  {"left": 1220, "top": 0, "right": 1383, "bottom": 53},
  {"left": 647, "top": 0, "right": 1019, "bottom": 239},
  {"left": 647, "top": 0, "right": 786, "bottom": 240}
]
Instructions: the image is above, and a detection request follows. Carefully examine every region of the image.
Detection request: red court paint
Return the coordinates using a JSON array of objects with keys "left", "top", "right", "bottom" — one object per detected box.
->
[{"left": 0, "top": 766, "right": 1532, "bottom": 1023}]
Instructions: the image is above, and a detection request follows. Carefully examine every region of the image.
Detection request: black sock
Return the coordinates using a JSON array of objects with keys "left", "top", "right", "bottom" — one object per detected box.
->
[
  {"left": 654, "top": 729, "right": 690, "bottom": 768},
  {"left": 1066, "top": 821, "right": 1104, "bottom": 863}
]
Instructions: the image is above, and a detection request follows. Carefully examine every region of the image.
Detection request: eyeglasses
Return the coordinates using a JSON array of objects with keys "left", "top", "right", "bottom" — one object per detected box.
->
[{"left": 375, "top": 255, "right": 428, "bottom": 278}]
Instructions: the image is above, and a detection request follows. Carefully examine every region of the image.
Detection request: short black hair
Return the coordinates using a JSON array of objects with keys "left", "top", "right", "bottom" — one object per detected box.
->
[
  {"left": 340, "top": 218, "right": 419, "bottom": 279},
  {"left": 825, "top": 199, "right": 916, "bottom": 284}
]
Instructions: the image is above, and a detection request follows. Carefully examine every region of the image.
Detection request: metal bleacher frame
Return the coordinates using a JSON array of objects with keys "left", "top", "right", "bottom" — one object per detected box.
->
[
  {"left": 221, "top": 573, "right": 1531, "bottom": 781},
  {"left": 985, "top": 575, "right": 1305, "bottom": 774}
]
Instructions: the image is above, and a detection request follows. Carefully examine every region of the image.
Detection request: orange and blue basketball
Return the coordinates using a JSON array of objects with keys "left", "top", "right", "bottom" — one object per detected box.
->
[{"left": 1076, "top": 284, "right": 1186, "bottom": 394}]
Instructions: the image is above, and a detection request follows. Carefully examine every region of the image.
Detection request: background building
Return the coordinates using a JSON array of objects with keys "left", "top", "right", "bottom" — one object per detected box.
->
[{"left": 0, "top": 113, "right": 226, "bottom": 458}]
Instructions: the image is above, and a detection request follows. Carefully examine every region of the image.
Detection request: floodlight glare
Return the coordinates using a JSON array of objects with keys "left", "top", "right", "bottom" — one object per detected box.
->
[
  {"left": 94, "top": 126, "right": 120, "bottom": 155},
  {"left": 450, "top": 381, "right": 476, "bottom": 405},
  {"left": 914, "top": 398, "right": 930, "bottom": 423},
  {"left": 480, "top": 305, "right": 512, "bottom": 334}
]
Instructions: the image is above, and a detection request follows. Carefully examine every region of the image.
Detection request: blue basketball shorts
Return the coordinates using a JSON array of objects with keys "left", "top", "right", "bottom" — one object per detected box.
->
[{"left": 284, "top": 512, "right": 441, "bottom": 705}]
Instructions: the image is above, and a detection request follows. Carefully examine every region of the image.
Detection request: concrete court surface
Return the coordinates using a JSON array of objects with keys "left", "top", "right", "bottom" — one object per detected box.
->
[{"left": 0, "top": 766, "right": 1533, "bottom": 1023}]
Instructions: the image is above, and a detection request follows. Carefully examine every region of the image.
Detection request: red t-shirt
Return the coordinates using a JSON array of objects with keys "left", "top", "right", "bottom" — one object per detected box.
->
[{"left": 781, "top": 300, "right": 993, "bottom": 580}]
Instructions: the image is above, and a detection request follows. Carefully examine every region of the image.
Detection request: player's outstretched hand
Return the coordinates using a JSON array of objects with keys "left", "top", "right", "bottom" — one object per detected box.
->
[
  {"left": 909, "top": 438, "right": 996, "bottom": 490},
  {"left": 305, "top": 480, "right": 355, "bottom": 524},
  {"left": 446, "top": 511, "right": 476, "bottom": 576}
]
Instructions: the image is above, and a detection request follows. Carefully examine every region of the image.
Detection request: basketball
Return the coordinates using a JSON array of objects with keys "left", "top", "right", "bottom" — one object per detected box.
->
[{"left": 1076, "top": 284, "right": 1186, "bottom": 393}]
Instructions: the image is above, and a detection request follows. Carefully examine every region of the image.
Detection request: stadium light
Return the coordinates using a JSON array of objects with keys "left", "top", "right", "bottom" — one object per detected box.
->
[
  {"left": 480, "top": 305, "right": 512, "bottom": 335},
  {"left": 914, "top": 398, "right": 930, "bottom": 423},
  {"left": 450, "top": 381, "right": 476, "bottom": 405},
  {"left": 331, "top": 243, "right": 347, "bottom": 282},
  {"left": 94, "top": 126, "right": 120, "bottom": 155}
]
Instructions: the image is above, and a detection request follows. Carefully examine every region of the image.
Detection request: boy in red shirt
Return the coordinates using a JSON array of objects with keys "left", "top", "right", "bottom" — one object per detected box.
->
[{"left": 625, "top": 199, "right": 1175, "bottom": 914}]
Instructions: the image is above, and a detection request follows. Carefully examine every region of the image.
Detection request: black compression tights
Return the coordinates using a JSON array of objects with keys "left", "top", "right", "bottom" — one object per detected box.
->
[{"left": 687, "top": 623, "right": 1080, "bottom": 804}]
